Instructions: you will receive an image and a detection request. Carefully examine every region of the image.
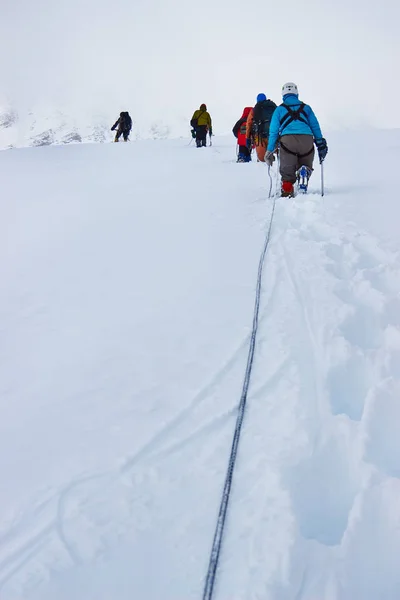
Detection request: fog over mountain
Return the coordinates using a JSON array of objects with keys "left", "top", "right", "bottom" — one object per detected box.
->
[{"left": 1, "top": 0, "right": 399, "bottom": 147}]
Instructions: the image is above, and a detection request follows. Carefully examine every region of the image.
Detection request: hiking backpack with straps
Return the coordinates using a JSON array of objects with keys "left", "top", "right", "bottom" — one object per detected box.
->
[
  {"left": 251, "top": 100, "right": 276, "bottom": 138},
  {"left": 279, "top": 102, "right": 309, "bottom": 134}
]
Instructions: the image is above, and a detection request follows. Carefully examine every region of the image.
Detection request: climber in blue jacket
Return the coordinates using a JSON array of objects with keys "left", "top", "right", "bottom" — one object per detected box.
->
[{"left": 265, "top": 82, "right": 328, "bottom": 196}]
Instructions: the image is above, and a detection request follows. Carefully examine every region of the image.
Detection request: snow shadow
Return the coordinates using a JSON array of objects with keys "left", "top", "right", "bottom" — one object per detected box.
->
[
  {"left": 327, "top": 353, "right": 368, "bottom": 420},
  {"left": 364, "top": 379, "right": 400, "bottom": 478},
  {"left": 285, "top": 436, "right": 357, "bottom": 546},
  {"left": 340, "top": 305, "right": 381, "bottom": 350}
]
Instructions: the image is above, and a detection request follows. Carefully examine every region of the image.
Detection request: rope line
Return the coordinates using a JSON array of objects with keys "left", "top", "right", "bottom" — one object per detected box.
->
[{"left": 202, "top": 195, "right": 277, "bottom": 600}]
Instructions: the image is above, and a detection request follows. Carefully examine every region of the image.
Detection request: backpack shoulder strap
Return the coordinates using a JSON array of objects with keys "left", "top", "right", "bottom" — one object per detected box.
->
[
  {"left": 191, "top": 110, "right": 205, "bottom": 126},
  {"left": 252, "top": 103, "right": 259, "bottom": 122}
]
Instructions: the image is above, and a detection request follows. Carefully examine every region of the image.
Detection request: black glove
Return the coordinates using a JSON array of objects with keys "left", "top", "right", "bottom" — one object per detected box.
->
[
  {"left": 209, "top": 128, "right": 213, "bottom": 136},
  {"left": 315, "top": 138, "right": 328, "bottom": 162},
  {"left": 246, "top": 138, "right": 252, "bottom": 150}
]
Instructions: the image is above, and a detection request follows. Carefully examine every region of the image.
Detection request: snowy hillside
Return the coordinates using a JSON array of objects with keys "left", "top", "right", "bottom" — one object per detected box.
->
[
  {"left": 0, "top": 105, "right": 189, "bottom": 150},
  {"left": 1, "top": 131, "right": 400, "bottom": 600}
]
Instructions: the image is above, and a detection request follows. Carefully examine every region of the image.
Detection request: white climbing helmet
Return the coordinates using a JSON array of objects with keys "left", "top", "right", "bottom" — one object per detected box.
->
[{"left": 282, "top": 82, "right": 299, "bottom": 96}]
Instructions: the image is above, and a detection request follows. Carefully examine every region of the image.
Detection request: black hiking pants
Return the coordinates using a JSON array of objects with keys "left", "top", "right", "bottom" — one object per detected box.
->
[
  {"left": 238, "top": 145, "right": 251, "bottom": 161},
  {"left": 196, "top": 125, "right": 208, "bottom": 147},
  {"left": 115, "top": 127, "right": 130, "bottom": 142}
]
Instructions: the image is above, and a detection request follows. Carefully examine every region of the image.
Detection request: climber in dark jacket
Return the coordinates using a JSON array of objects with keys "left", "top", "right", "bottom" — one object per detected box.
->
[
  {"left": 246, "top": 93, "right": 277, "bottom": 162},
  {"left": 111, "top": 111, "right": 132, "bottom": 142}
]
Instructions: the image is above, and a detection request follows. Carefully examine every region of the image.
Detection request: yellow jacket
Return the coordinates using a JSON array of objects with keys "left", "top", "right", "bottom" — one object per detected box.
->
[{"left": 191, "top": 109, "right": 212, "bottom": 129}]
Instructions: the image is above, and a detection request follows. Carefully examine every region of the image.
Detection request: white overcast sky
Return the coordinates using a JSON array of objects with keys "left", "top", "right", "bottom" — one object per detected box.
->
[{"left": 0, "top": 0, "right": 399, "bottom": 133}]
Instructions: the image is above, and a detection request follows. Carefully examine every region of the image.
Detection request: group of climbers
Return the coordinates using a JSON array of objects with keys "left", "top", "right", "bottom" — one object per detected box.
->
[
  {"left": 232, "top": 82, "right": 328, "bottom": 197},
  {"left": 188, "top": 83, "right": 327, "bottom": 197},
  {"left": 111, "top": 82, "right": 327, "bottom": 198}
]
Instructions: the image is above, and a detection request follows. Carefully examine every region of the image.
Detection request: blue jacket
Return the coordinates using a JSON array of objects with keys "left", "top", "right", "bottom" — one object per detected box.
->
[{"left": 267, "top": 94, "right": 323, "bottom": 152}]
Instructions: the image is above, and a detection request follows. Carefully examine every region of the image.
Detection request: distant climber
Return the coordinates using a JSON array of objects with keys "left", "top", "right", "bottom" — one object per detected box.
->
[
  {"left": 111, "top": 111, "right": 132, "bottom": 142},
  {"left": 246, "top": 93, "right": 277, "bottom": 162},
  {"left": 190, "top": 104, "right": 212, "bottom": 148},
  {"left": 233, "top": 107, "right": 253, "bottom": 162}
]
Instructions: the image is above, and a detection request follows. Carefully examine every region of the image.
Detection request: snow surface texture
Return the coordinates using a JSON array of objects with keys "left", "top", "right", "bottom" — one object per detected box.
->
[{"left": 1, "top": 131, "right": 400, "bottom": 599}]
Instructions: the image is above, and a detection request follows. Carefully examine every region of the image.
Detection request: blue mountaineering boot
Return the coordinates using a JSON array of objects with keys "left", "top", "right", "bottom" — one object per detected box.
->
[{"left": 297, "top": 165, "right": 312, "bottom": 193}]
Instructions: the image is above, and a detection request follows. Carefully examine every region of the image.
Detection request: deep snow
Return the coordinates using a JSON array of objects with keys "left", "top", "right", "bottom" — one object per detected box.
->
[{"left": 1, "top": 131, "right": 400, "bottom": 599}]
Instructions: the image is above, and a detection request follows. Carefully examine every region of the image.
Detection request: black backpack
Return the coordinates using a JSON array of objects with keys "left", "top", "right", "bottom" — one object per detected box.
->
[
  {"left": 123, "top": 112, "right": 132, "bottom": 130},
  {"left": 251, "top": 100, "right": 276, "bottom": 138}
]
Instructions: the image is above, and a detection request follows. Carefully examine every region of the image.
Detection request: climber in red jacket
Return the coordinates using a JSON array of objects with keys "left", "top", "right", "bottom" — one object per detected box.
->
[{"left": 232, "top": 107, "right": 253, "bottom": 162}]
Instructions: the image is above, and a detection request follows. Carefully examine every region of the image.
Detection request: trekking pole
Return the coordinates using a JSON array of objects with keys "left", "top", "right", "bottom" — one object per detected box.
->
[
  {"left": 209, "top": 131, "right": 212, "bottom": 147},
  {"left": 275, "top": 148, "right": 281, "bottom": 197},
  {"left": 320, "top": 160, "right": 325, "bottom": 197},
  {"left": 268, "top": 165, "right": 273, "bottom": 199}
]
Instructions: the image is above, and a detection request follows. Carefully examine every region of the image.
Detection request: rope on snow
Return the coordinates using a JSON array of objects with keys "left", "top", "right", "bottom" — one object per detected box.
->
[{"left": 202, "top": 194, "right": 277, "bottom": 600}]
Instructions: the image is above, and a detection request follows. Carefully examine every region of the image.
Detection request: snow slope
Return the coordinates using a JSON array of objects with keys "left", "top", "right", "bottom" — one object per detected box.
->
[
  {"left": 0, "top": 105, "right": 190, "bottom": 150},
  {"left": 1, "top": 131, "right": 400, "bottom": 599}
]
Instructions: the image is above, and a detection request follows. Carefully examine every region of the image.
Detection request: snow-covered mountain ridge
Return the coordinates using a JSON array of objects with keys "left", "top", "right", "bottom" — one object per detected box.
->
[{"left": 0, "top": 106, "right": 189, "bottom": 149}]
